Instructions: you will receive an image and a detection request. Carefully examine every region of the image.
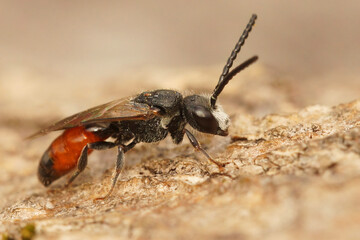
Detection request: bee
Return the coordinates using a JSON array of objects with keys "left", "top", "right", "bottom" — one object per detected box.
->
[{"left": 30, "top": 14, "right": 258, "bottom": 200}]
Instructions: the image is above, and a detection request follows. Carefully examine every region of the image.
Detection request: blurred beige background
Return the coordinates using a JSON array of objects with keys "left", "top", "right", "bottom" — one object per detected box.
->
[
  {"left": 0, "top": 0, "right": 359, "bottom": 124},
  {"left": 0, "top": 0, "right": 359, "bottom": 78}
]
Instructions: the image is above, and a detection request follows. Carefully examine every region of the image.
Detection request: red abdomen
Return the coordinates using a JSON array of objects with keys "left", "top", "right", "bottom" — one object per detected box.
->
[{"left": 38, "top": 126, "right": 105, "bottom": 186}]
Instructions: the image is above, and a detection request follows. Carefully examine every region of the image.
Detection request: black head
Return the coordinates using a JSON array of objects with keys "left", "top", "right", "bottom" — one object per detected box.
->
[
  {"left": 183, "top": 95, "right": 230, "bottom": 136},
  {"left": 184, "top": 14, "right": 258, "bottom": 136}
]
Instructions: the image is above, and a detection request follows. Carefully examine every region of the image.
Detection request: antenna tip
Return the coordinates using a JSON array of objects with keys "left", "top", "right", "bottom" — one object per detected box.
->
[{"left": 251, "top": 55, "right": 259, "bottom": 62}]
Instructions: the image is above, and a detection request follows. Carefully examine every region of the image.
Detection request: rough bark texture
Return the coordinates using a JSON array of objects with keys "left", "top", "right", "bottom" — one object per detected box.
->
[{"left": 1, "top": 65, "right": 359, "bottom": 240}]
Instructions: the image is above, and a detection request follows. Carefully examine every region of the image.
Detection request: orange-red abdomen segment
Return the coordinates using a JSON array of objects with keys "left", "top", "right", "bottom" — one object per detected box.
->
[
  {"left": 38, "top": 126, "right": 105, "bottom": 186},
  {"left": 50, "top": 126, "right": 103, "bottom": 175}
]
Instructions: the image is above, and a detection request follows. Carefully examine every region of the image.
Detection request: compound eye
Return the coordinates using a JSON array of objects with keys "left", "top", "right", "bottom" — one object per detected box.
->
[{"left": 192, "top": 106, "right": 219, "bottom": 133}]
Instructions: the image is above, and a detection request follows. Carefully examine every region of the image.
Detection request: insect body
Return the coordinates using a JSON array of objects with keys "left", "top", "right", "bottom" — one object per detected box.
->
[{"left": 31, "top": 14, "right": 258, "bottom": 199}]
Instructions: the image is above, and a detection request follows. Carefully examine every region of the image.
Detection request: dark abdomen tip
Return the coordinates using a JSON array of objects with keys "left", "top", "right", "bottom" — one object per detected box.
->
[{"left": 38, "top": 148, "right": 60, "bottom": 187}]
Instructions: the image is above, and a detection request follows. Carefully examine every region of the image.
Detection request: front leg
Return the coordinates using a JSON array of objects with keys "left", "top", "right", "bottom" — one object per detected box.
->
[{"left": 184, "top": 129, "right": 224, "bottom": 170}]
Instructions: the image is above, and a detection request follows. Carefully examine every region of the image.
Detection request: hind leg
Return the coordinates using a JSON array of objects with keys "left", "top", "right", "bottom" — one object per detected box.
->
[{"left": 65, "top": 141, "right": 117, "bottom": 187}]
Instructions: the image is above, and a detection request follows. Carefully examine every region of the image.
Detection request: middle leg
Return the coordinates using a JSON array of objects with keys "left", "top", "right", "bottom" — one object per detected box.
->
[{"left": 95, "top": 141, "right": 137, "bottom": 200}]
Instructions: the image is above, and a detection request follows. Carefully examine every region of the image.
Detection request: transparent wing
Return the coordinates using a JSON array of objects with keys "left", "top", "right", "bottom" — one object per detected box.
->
[{"left": 28, "top": 96, "right": 159, "bottom": 138}]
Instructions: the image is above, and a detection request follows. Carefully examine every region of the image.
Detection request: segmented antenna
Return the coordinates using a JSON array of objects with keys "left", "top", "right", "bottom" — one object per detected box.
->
[
  {"left": 221, "top": 55, "right": 258, "bottom": 84},
  {"left": 210, "top": 14, "right": 257, "bottom": 108}
]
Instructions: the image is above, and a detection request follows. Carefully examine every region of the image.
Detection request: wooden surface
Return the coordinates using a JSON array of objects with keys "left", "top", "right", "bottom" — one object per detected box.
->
[{"left": 1, "top": 63, "right": 360, "bottom": 239}]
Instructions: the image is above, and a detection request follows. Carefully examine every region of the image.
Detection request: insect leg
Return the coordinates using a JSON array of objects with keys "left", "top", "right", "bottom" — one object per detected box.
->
[
  {"left": 95, "top": 142, "right": 137, "bottom": 201},
  {"left": 184, "top": 129, "right": 224, "bottom": 170},
  {"left": 65, "top": 141, "right": 117, "bottom": 187}
]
